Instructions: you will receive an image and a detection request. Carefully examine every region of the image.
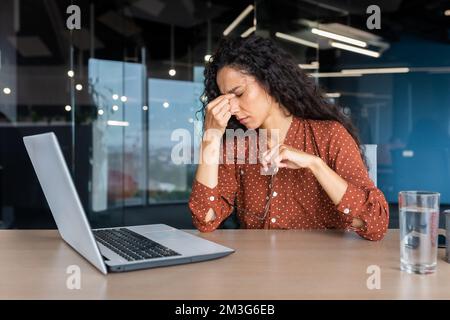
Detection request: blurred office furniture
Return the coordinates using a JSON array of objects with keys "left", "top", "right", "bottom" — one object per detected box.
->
[{"left": 364, "top": 144, "right": 377, "bottom": 186}]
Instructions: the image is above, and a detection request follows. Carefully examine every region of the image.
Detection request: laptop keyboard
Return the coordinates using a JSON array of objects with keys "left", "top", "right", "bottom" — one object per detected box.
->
[{"left": 93, "top": 228, "right": 181, "bottom": 262}]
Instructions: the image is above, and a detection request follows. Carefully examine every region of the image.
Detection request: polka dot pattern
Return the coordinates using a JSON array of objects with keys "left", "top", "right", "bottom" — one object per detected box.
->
[{"left": 188, "top": 117, "right": 389, "bottom": 241}]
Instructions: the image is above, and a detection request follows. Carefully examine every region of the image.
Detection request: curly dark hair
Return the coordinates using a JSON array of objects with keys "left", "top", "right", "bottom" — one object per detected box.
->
[{"left": 201, "top": 35, "right": 366, "bottom": 163}]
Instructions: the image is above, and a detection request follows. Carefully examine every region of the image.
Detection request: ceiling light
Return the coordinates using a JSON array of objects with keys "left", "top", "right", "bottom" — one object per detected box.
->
[
  {"left": 325, "top": 92, "right": 341, "bottom": 98},
  {"left": 98, "top": 109, "right": 104, "bottom": 115},
  {"left": 3, "top": 87, "right": 11, "bottom": 95},
  {"left": 341, "top": 67, "right": 410, "bottom": 75},
  {"left": 112, "top": 94, "right": 119, "bottom": 100},
  {"left": 204, "top": 54, "right": 212, "bottom": 62},
  {"left": 299, "top": 61, "right": 319, "bottom": 70},
  {"left": 65, "top": 105, "right": 72, "bottom": 112},
  {"left": 275, "top": 32, "right": 318, "bottom": 49},
  {"left": 75, "top": 84, "right": 83, "bottom": 91},
  {"left": 67, "top": 70, "right": 74, "bottom": 77},
  {"left": 169, "top": 69, "right": 176, "bottom": 76},
  {"left": 241, "top": 26, "right": 256, "bottom": 38},
  {"left": 223, "top": 5, "right": 254, "bottom": 36},
  {"left": 142, "top": 105, "right": 148, "bottom": 111},
  {"left": 308, "top": 72, "right": 362, "bottom": 78},
  {"left": 445, "top": 9, "right": 450, "bottom": 16},
  {"left": 330, "top": 42, "right": 380, "bottom": 58},
  {"left": 107, "top": 120, "right": 129, "bottom": 127},
  {"left": 112, "top": 105, "right": 119, "bottom": 111},
  {"left": 163, "top": 102, "right": 169, "bottom": 108},
  {"left": 311, "top": 28, "right": 367, "bottom": 47},
  {"left": 120, "top": 95, "right": 127, "bottom": 102}
]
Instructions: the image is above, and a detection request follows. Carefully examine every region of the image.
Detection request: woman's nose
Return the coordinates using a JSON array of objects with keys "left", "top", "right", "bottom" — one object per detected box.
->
[{"left": 229, "top": 97, "right": 240, "bottom": 114}]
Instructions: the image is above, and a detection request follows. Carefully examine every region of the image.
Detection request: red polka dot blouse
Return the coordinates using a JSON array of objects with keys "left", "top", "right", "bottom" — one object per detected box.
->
[{"left": 189, "top": 117, "right": 389, "bottom": 241}]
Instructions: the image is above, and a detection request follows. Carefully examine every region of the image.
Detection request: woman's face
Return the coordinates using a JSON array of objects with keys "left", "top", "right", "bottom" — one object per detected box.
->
[{"left": 216, "top": 66, "right": 274, "bottom": 129}]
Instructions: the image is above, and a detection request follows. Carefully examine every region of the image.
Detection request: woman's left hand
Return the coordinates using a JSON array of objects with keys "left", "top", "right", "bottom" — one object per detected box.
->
[{"left": 260, "top": 144, "right": 319, "bottom": 171}]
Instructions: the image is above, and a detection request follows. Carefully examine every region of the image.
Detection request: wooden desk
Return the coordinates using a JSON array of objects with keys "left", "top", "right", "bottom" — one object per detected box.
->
[{"left": 1, "top": 229, "right": 449, "bottom": 299}]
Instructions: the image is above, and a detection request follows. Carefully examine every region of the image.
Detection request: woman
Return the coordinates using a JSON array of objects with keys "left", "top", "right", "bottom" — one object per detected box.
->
[{"left": 189, "top": 35, "right": 389, "bottom": 241}]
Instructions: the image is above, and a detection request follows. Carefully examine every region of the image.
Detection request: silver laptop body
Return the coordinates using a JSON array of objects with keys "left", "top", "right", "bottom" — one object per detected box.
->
[{"left": 23, "top": 132, "right": 234, "bottom": 274}]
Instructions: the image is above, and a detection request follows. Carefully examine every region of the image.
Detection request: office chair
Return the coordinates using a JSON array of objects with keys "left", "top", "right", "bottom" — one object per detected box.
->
[{"left": 363, "top": 144, "right": 377, "bottom": 187}]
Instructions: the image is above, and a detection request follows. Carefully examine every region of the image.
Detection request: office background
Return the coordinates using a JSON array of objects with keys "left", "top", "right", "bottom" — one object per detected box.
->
[{"left": 0, "top": 0, "right": 449, "bottom": 230}]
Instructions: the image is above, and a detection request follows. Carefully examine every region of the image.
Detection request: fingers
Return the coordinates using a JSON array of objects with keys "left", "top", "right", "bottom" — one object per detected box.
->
[
  {"left": 207, "top": 93, "right": 234, "bottom": 109},
  {"left": 221, "top": 111, "right": 232, "bottom": 125},
  {"left": 260, "top": 144, "right": 280, "bottom": 171},
  {"left": 216, "top": 106, "right": 232, "bottom": 125},
  {"left": 261, "top": 145, "right": 289, "bottom": 172},
  {"left": 203, "top": 94, "right": 236, "bottom": 133},
  {"left": 206, "top": 93, "right": 235, "bottom": 111},
  {"left": 210, "top": 95, "right": 234, "bottom": 128},
  {"left": 217, "top": 104, "right": 231, "bottom": 119},
  {"left": 271, "top": 148, "right": 290, "bottom": 170},
  {"left": 208, "top": 95, "right": 233, "bottom": 125},
  {"left": 272, "top": 154, "right": 288, "bottom": 168},
  {"left": 261, "top": 144, "right": 280, "bottom": 164},
  {"left": 211, "top": 98, "right": 231, "bottom": 116}
]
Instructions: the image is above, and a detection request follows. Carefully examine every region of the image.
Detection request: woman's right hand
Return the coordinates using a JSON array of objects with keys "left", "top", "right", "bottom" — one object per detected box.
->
[{"left": 203, "top": 93, "right": 236, "bottom": 140}]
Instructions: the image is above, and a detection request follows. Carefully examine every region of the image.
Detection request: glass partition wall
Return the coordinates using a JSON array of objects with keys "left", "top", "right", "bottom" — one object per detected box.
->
[
  {"left": 257, "top": 0, "right": 450, "bottom": 227},
  {"left": 0, "top": 0, "right": 257, "bottom": 228},
  {"left": 1, "top": 0, "right": 449, "bottom": 229}
]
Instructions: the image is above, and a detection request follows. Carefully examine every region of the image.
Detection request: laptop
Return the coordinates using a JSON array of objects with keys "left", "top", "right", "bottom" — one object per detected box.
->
[{"left": 23, "top": 132, "right": 234, "bottom": 274}]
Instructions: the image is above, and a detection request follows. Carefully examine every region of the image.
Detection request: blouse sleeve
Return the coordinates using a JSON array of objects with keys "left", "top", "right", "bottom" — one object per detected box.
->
[
  {"left": 328, "top": 122, "right": 389, "bottom": 241},
  {"left": 188, "top": 144, "right": 239, "bottom": 232}
]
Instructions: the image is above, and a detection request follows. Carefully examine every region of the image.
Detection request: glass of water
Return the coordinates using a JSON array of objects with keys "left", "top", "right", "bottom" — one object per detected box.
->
[{"left": 399, "top": 191, "right": 440, "bottom": 274}]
